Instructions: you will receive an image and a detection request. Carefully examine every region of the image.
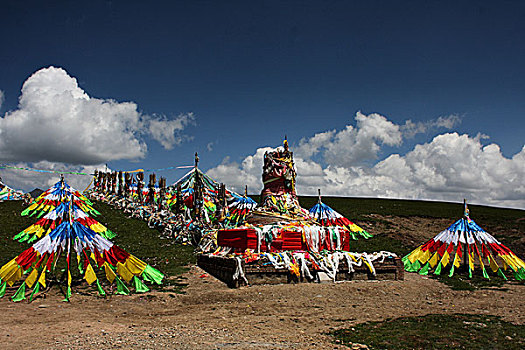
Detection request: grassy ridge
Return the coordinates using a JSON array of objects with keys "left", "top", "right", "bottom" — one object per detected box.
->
[{"left": 298, "top": 196, "right": 525, "bottom": 229}]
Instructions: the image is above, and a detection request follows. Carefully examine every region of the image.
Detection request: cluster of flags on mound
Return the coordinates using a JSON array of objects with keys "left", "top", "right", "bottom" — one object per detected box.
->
[
  {"left": 0, "top": 179, "right": 24, "bottom": 201},
  {"left": 0, "top": 179, "right": 163, "bottom": 302},
  {"left": 308, "top": 195, "right": 372, "bottom": 240},
  {"left": 227, "top": 193, "right": 258, "bottom": 225},
  {"left": 15, "top": 181, "right": 116, "bottom": 243},
  {"left": 403, "top": 201, "right": 525, "bottom": 281},
  {"left": 166, "top": 167, "right": 259, "bottom": 226}
]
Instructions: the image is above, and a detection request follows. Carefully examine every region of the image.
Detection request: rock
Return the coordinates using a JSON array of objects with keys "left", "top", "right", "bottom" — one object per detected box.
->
[{"left": 317, "top": 272, "right": 332, "bottom": 283}]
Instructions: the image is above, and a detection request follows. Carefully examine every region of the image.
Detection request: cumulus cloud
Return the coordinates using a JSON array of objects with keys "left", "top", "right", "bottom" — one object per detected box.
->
[
  {"left": 0, "top": 66, "right": 193, "bottom": 165},
  {"left": 296, "top": 112, "right": 402, "bottom": 167},
  {"left": 207, "top": 113, "right": 525, "bottom": 209}
]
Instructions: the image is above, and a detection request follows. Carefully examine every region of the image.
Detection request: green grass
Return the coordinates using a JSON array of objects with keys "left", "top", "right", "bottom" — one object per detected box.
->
[
  {"left": 431, "top": 272, "right": 509, "bottom": 291},
  {"left": 331, "top": 314, "right": 525, "bottom": 350},
  {"left": 0, "top": 201, "right": 38, "bottom": 262},
  {"left": 348, "top": 233, "right": 412, "bottom": 256},
  {"left": 298, "top": 196, "right": 525, "bottom": 228}
]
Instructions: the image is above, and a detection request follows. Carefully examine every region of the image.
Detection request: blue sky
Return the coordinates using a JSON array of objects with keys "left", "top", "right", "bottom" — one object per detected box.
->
[{"left": 1, "top": 1, "right": 524, "bottom": 208}]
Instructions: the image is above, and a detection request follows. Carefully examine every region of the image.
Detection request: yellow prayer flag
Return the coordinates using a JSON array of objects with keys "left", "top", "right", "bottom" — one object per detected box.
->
[
  {"left": 407, "top": 247, "right": 422, "bottom": 263},
  {"left": 468, "top": 252, "right": 475, "bottom": 271},
  {"left": 511, "top": 254, "right": 525, "bottom": 269},
  {"left": 125, "top": 255, "right": 147, "bottom": 275},
  {"left": 104, "top": 263, "right": 116, "bottom": 283},
  {"left": 418, "top": 249, "right": 431, "bottom": 264},
  {"left": 38, "top": 270, "right": 46, "bottom": 289},
  {"left": 441, "top": 251, "right": 450, "bottom": 267},
  {"left": 0, "top": 259, "right": 18, "bottom": 280},
  {"left": 0, "top": 259, "right": 22, "bottom": 286},
  {"left": 488, "top": 255, "right": 499, "bottom": 272},
  {"left": 116, "top": 262, "right": 134, "bottom": 282},
  {"left": 453, "top": 252, "right": 461, "bottom": 268},
  {"left": 84, "top": 264, "right": 97, "bottom": 285},
  {"left": 28, "top": 202, "right": 38, "bottom": 211},
  {"left": 429, "top": 252, "right": 439, "bottom": 268},
  {"left": 25, "top": 269, "right": 39, "bottom": 288}
]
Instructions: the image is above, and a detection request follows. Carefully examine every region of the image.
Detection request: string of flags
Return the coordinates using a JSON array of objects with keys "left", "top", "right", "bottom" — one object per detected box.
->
[{"left": 0, "top": 164, "right": 194, "bottom": 176}]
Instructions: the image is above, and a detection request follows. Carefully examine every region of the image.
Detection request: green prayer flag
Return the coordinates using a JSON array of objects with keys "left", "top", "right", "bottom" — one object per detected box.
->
[
  {"left": 513, "top": 268, "right": 525, "bottom": 281},
  {"left": 96, "top": 280, "right": 106, "bottom": 296},
  {"left": 13, "top": 231, "right": 25, "bottom": 241},
  {"left": 21, "top": 207, "right": 31, "bottom": 216},
  {"left": 12, "top": 283, "right": 27, "bottom": 302},
  {"left": 482, "top": 267, "right": 490, "bottom": 280},
  {"left": 29, "top": 283, "right": 40, "bottom": 302},
  {"left": 0, "top": 281, "right": 6, "bottom": 298},
  {"left": 142, "top": 265, "right": 164, "bottom": 285},
  {"left": 434, "top": 262, "right": 442, "bottom": 275},
  {"left": 63, "top": 286, "right": 71, "bottom": 302},
  {"left": 404, "top": 259, "right": 419, "bottom": 272},
  {"left": 448, "top": 265, "right": 455, "bottom": 278},
  {"left": 104, "top": 230, "right": 116, "bottom": 240},
  {"left": 497, "top": 269, "right": 508, "bottom": 280},
  {"left": 419, "top": 262, "right": 430, "bottom": 275},
  {"left": 133, "top": 276, "right": 149, "bottom": 293},
  {"left": 402, "top": 256, "right": 412, "bottom": 271},
  {"left": 116, "top": 278, "right": 130, "bottom": 295}
]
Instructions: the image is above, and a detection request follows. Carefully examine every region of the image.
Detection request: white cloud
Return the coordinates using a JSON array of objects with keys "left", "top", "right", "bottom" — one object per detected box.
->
[
  {"left": 0, "top": 66, "right": 193, "bottom": 165},
  {"left": 206, "top": 148, "right": 273, "bottom": 194},
  {"left": 295, "top": 130, "right": 335, "bottom": 159},
  {"left": 148, "top": 113, "right": 195, "bottom": 149},
  {"left": 0, "top": 161, "right": 106, "bottom": 193},
  {"left": 207, "top": 113, "right": 525, "bottom": 209},
  {"left": 402, "top": 114, "right": 461, "bottom": 138},
  {"left": 296, "top": 112, "right": 402, "bottom": 167}
]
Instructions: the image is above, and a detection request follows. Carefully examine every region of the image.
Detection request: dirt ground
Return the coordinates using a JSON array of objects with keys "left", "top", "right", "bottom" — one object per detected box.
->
[{"left": 1, "top": 216, "right": 524, "bottom": 350}]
